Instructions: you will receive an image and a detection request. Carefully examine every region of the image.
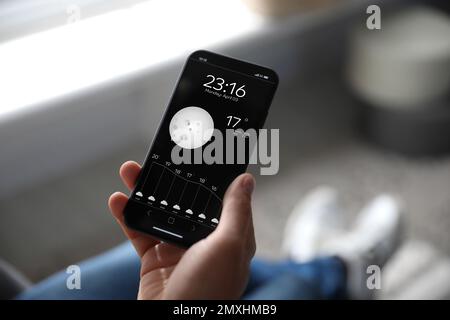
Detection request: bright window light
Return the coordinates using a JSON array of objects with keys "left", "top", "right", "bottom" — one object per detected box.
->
[{"left": 0, "top": 0, "right": 262, "bottom": 119}]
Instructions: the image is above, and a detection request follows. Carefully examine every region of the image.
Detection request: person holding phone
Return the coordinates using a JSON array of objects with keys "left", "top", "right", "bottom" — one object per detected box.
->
[
  {"left": 109, "top": 162, "right": 256, "bottom": 299},
  {"left": 13, "top": 51, "right": 403, "bottom": 300},
  {"left": 15, "top": 160, "right": 403, "bottom": 300}
]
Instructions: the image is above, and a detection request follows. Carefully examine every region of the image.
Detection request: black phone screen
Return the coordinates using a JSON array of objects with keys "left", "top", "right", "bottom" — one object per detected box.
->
[{"left": 124, "top": 50, "right": 278, "bottom": 247}]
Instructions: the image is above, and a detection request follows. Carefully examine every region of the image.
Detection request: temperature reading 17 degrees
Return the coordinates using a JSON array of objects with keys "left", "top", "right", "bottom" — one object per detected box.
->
[{"left": 226, "top": 115, "right": 241, "bottom": 128}]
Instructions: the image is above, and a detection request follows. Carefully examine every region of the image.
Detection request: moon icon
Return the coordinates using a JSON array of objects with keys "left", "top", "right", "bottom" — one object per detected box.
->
[{"left": 169, "top": 106, "right": 214, "bottom": 149}]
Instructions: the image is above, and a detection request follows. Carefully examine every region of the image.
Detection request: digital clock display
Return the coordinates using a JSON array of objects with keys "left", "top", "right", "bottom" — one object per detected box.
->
[{"left": 203, "top": 75, "right": 246, "bottom": 98}]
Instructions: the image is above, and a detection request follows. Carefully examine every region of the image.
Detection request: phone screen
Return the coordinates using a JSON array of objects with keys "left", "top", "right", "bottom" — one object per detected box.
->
[{"left": 124, "top": 50, "right": 278, "bottom": 247}]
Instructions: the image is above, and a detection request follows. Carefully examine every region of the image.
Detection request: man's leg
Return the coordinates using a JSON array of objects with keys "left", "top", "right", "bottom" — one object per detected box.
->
[
  {"left": 244, "top": 256, "right": 347, "bottom": 300},
  {"left": 17, "top": 242, "right": 140, "bottom": 300},
  {"left": 267, "top": 188, "right": 403, "bottom": 300}
]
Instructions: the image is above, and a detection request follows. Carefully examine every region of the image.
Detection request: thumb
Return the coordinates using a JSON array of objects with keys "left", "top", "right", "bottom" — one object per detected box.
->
[{"left": 216, "top": 173, "right": 255, "bottom": 238}]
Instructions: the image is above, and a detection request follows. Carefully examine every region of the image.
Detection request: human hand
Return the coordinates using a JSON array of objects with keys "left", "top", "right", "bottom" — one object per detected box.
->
[{"left": 108, "top": 161, "right": 256, "bottom": 299}]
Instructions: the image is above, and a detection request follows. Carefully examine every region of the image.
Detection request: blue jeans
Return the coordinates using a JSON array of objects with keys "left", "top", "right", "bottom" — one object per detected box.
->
[{"left": 17, "top": 242, "right": 347, "bottom": 300}]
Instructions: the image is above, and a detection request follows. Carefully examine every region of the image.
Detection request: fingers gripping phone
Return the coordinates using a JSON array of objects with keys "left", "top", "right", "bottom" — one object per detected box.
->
[{"left": 124, "top": 50, "right": 278, "bottom": 247}]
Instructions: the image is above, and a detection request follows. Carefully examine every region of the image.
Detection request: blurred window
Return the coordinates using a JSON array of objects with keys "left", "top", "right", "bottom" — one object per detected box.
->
[
  {"left": 0, "top": 0, "right": 148, "bottom": 43},
  {"left": 0, "top": 0, "right": 261, "bottom": 117}
]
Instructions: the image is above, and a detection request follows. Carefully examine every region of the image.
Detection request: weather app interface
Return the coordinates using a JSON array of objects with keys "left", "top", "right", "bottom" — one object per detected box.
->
[{"left": 130, "top": 53, "right": 277, "bottom": 230}]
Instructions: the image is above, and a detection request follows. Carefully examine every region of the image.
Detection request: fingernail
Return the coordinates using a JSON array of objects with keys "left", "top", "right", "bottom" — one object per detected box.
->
[{"left": 241, "top": 175, "right": 255, "bottom": 194}]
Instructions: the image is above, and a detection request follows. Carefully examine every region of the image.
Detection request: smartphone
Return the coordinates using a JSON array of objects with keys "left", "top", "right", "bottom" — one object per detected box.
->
[{"left": 123, "top": 50, "right": 278, "bottom": 247}]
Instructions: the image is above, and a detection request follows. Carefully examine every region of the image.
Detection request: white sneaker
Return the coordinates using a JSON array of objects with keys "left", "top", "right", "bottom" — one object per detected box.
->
[
  {"left": 282, "top": 186, "right": 346, "bottom": 262},
  {"left": 321, "top": 195, "right": 404, "bottom": 299}
]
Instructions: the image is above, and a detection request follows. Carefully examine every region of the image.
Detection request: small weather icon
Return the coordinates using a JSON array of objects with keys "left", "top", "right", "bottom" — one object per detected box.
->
[
  {"left": 160, "top": 200, "right": 168, "bottom": 206},
  {"left": 185, "top": 209, "right": 193, "bottom": 215},
  {"left": 169, "top": 106, "right": 214, "bottom": 149},
  {"left": 211, "top": 218, "right": 219, "bottom": 224},
  {"left": 173, "top": 204, "right": 180, "bottom": 210},
  {"left": 135, "top": 191, "right": 143, "bottom": 197},
  {"left": 148, "top": 196, "right": 155, "bottom": 201},
  {"left": 198, "top": 213, "right": 206, "bottom": 219}
]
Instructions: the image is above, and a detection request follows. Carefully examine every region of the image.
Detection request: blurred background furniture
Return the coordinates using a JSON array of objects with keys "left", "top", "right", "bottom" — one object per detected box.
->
[{"left": 347, "top": 6, "right": 450, "bottom": 155}]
